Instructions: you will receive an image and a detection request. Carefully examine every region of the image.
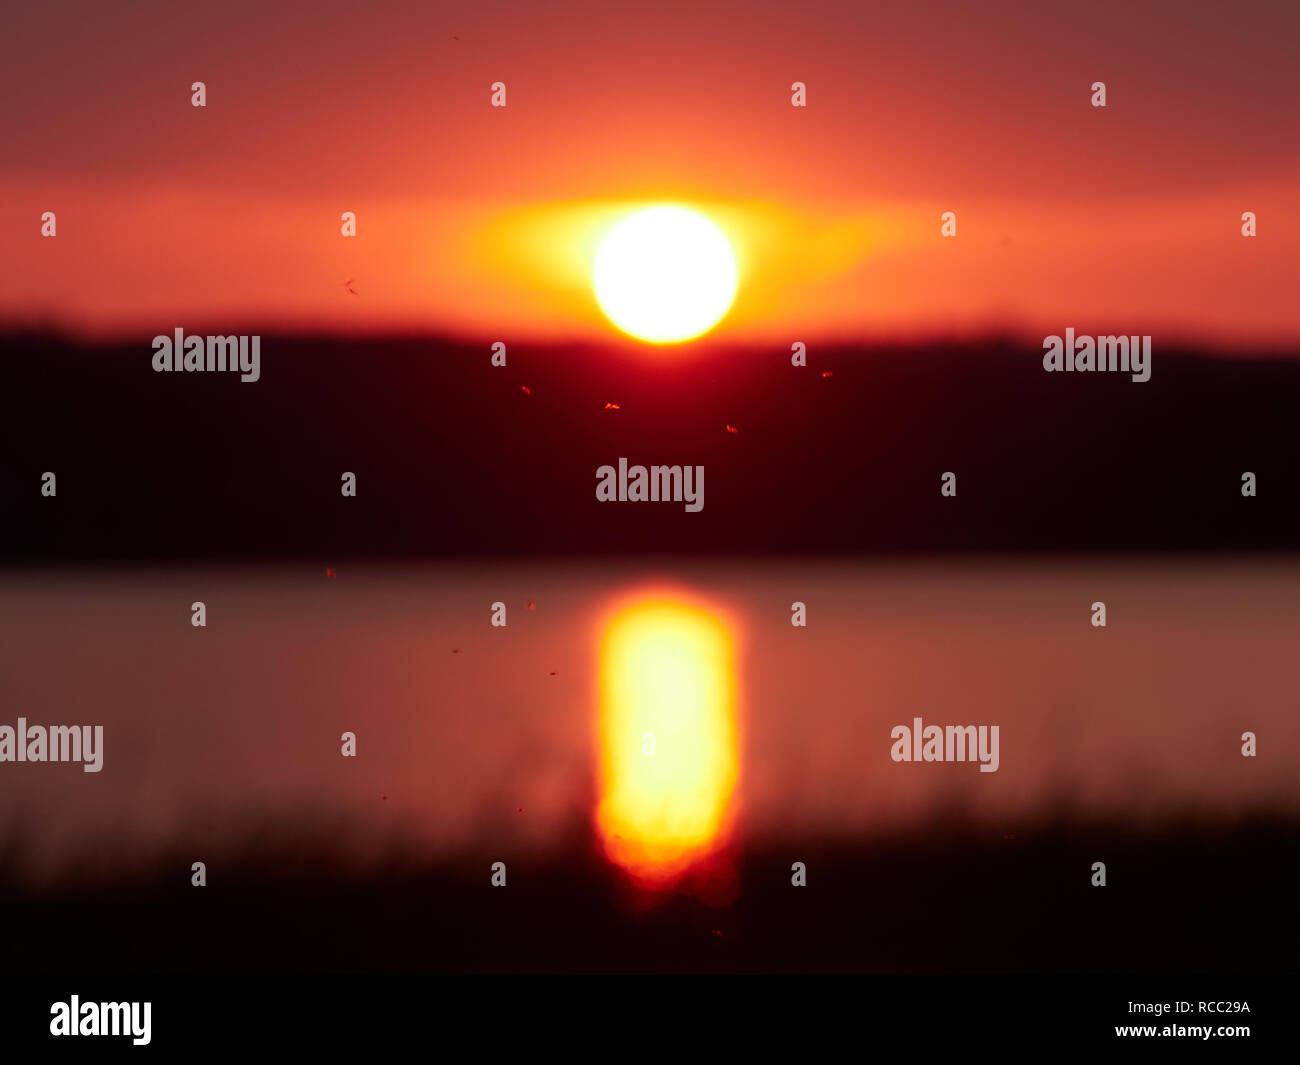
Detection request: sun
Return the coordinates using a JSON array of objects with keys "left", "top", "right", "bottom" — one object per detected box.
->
[{"left": 592, "top": 205, "right": 739, "bottom": 344}]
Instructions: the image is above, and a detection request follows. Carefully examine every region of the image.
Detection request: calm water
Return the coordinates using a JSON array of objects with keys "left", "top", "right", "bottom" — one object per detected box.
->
[{"left": 1, "top": 558, "right": 1296, "bottom": 882}]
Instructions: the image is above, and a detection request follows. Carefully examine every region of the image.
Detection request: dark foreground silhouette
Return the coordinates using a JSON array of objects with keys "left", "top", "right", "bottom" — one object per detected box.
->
[
  {"left": 2, "top": 331, "right": 1298, "bottom": 561},
  {"left": 4, "top": 808, "right": 1295, "bottom": 974}
]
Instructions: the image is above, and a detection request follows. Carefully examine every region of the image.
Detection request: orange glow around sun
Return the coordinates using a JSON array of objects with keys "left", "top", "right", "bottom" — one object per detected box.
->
[{"left": 596, "top": 593, "right": 739, "bottom": 886}]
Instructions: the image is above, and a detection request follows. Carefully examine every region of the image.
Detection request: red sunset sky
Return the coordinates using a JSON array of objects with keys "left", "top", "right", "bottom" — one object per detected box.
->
[{"left": 2, "top": 0, "right": 1296, "bottom": 344}]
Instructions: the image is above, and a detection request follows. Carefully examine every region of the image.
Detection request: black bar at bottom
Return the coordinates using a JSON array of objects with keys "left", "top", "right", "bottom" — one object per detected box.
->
[{"left": 1, "top": 973, "right": 1283, "bottom": 1053}]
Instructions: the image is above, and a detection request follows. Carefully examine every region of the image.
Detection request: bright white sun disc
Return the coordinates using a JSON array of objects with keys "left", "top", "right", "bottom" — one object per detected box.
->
[{"left": 593, "top": 206, "right": 738, "bottom": 344}]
